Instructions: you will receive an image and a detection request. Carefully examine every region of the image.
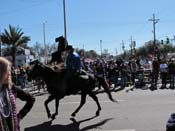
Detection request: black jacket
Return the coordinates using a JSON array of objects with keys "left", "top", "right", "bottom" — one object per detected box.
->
[{"left": 12, "top": 85, "right": 35, "bottom": 121}]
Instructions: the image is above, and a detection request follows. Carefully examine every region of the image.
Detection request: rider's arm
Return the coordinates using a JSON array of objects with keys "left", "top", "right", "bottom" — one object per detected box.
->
[{"left": 12, "top": 85, "right": 35, "bottom": 121}]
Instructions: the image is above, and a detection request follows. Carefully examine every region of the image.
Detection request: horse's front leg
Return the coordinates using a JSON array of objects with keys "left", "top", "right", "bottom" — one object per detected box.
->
[
  {"left": 51, "top": 98, "right": 59, "bottom": 120},
  {"left": 71, "top": 93, "right": 87, "bottom": 117},
  {"left": 44, "top": 95, "right": 55, "bottom": 119},
  {"left": 89, "top": 92, "right": 101, "bottom": 116}
]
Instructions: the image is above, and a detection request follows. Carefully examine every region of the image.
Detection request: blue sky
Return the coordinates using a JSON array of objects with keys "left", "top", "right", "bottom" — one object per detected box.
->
[{"left": 1, "top": 0, "right": 175, "bottom": 55}]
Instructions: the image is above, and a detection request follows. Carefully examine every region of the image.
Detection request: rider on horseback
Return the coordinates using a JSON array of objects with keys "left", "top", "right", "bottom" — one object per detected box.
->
[
  {"left": 66, "top": 45, "right": 81, "bottom": 72},
  {"left": 63, "top": 45, "right": 82, "bottom": 92}
]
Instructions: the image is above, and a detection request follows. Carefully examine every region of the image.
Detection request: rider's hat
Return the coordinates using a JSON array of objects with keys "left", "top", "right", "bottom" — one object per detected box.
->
[
  {"left": 66, "top": 45, "right": 74, "bottom": 51},
  {"left": 55, "top": 36, "right": 65, "bottom": 43}
]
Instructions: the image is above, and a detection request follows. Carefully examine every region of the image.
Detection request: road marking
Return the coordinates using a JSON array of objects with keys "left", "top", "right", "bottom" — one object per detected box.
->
[
  {"left": 103, "top": 129, "right": 135, "bottom": 131},
  {"left": 60, "top": 100, "right": 124, "bottom": 105}
]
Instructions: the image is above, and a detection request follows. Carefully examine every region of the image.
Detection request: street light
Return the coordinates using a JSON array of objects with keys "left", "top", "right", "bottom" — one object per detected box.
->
[
  {"left": 43, "top": 21, "right": 47, "bottom": 63},
  {"left": 63, "top": 0, "right": 67, "bottom": 40}
]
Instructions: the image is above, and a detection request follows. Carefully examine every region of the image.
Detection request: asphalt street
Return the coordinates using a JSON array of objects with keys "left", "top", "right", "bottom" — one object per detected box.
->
[{"left": 17, "top": 87, "right": 175, "bottom": 131}]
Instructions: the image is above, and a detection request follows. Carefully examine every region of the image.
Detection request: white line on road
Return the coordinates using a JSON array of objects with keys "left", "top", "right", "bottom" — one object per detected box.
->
[
  {"left": 60, "top": 100, "right": 124, "bottom": 105},
  {"left": 102, "top": 129, "right": 135, "bottom": 131}
]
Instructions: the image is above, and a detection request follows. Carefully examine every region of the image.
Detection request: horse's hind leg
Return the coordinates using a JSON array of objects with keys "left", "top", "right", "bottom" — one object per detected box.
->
[
  {"left": 44, "top": 95, "right": 55, "bottom": 118},
  {"left": 89, "top": 92, "right": 101, "bottom": 116},
  {"left": 51, "top": 98, "right": 59, "bottom": 120},
  {"left": 71, "top": 93, "right": 87, "bottom": 117}
]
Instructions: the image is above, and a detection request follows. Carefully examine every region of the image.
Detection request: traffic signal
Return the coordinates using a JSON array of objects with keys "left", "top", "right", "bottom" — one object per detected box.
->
[
  {"left": 166, "top": 37, "right": 169, "bottom": 44},
  {"left": 161, "top": 40, "right": 164, "bottom": 45}
]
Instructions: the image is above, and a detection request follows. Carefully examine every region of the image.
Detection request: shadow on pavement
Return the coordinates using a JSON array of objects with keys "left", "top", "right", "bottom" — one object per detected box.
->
[{"left": 24, "top": 116, "right": 113, "bottom": 131}]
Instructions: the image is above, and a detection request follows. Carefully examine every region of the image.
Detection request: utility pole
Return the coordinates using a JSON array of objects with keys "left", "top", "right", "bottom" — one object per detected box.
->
[
  {"left": 100, "top": 40, "right": 102, "bottom": 58},
  {"left": 0, "top": 28, "right": 2, "bottom": 56},
  {"left": 149, "top": 13, "right": 159, "bottom": 57},
  {"left": 121, "top": 40, "right": 125, "bottom": 58},
  {"left": 130, "top": 36, "right": 133, "bottom": 43},
  {"left": 130, "top": 36, "right": 133, "bottom": 57},
  {"left": 63, "top": 0, "right": 67, "bottom": 40},
  {"left": 43, "top": 22, "right": 47, "bottom": 63},
  {"left": 83, "top": 44, "right": 85, "bottom": 57},
  {"left": 122, "top": 40, "right": 125, "bottom": 53}
]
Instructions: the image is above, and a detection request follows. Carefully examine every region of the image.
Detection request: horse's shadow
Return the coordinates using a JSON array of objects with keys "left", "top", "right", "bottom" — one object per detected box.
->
[{"left": 24, "top": 116, "right": 113, "bottom": 131}]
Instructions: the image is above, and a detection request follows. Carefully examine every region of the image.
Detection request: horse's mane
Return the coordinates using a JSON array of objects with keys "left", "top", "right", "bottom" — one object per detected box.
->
[
  {"left": 40, "top": 63, "right": 59, "bottom": 75},
  {"left": 41, "top": 64, "right": 54, "bottom": 71},
  {"left": 30, "top": 60, "right": 58, "bottom": 76}
]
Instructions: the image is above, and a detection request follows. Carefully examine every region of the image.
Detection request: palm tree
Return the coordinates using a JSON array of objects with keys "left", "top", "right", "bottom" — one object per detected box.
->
[{"left": 1, "top": 25, "right": 30, "bottom": 66}]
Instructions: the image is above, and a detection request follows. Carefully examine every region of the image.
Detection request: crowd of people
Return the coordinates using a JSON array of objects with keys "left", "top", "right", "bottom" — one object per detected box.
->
[
  {"left": 81, "top": 56, "right": 175, "bottom": 91},
  {"left": 1, "top": 41, "right": 175, "bottom": 130},
  {"left": 9, "top": 46, "right": 175, "bottom": 93}
]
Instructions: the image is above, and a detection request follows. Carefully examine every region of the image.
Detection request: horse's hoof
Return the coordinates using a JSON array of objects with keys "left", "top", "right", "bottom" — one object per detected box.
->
[
  {"left": 51, "top": 115, "right": 56, "bottom": 120},
  {"left": 71, "top": 113, "right": 76, "bottom": 117},
  {"left": 47, "top": 113, "right": 51, "bottom": 118},
  {"left": 96, "top": 111, "right": 100, "bottom": 116}
]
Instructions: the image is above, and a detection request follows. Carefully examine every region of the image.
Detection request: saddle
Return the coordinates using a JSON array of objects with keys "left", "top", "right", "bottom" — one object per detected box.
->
[
  {"left": 72, "top": 70, "right": 90, "bottom": 80},
  {"left": 62, "top": 69, "right": 89, "bottom": 84}
]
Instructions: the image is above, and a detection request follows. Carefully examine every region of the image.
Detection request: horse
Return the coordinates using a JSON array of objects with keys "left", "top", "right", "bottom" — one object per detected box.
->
[{"left": 28, "top": 60, "right": 116, "bottom": 120}]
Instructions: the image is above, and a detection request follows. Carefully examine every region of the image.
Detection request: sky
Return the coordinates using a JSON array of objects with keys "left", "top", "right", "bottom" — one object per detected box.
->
[{"left": 1, "top": 0, "right": 175, "bottom": 55}]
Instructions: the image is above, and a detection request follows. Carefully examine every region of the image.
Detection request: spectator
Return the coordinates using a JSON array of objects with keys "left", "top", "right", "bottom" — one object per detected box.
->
[
  {"left": 18, "top": 65, "right": 27, "bottom": 89},
  {"left": 160, "top": 59, "right": 168, "bottom": 89},
  {"left": 0, "top": 57, "right": 35, "bottom": 131},
  {"left": 168, "top": 58, "right": 175, "bottom": 89},
  {"left": 151, "top": 57, "right": 160, "bottom": 90},
  {"left": 129, "top": 58, "right": 139, "bottom": 85}
]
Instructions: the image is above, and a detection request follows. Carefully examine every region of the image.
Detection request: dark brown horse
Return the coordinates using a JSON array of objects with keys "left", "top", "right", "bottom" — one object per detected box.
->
[{"left": 28, "top": 60, "right": 116, "bottom": 120}]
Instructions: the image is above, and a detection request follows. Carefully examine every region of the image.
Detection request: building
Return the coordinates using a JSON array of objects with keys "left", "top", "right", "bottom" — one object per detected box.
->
[{"left": 3, "top": 48, "right": 34, "bottom": 67}]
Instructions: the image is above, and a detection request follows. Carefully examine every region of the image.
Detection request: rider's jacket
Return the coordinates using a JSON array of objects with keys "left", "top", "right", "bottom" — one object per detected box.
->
[{"left": 66, "top": 52, "right": 81, "bottom": 71}]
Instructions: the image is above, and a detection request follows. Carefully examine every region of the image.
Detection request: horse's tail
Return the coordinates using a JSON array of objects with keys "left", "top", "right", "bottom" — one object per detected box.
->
[{"left": 96, "top": 76, "right": 117, "bottom": 103}]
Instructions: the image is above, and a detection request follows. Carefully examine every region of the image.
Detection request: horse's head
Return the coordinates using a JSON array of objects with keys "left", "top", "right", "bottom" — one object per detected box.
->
[
  {"left": 28, "top": 60, "right": 59, "bottom": 82},
  {"left": 28, "top": 60, "right": 44, "bottom": 80}
]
